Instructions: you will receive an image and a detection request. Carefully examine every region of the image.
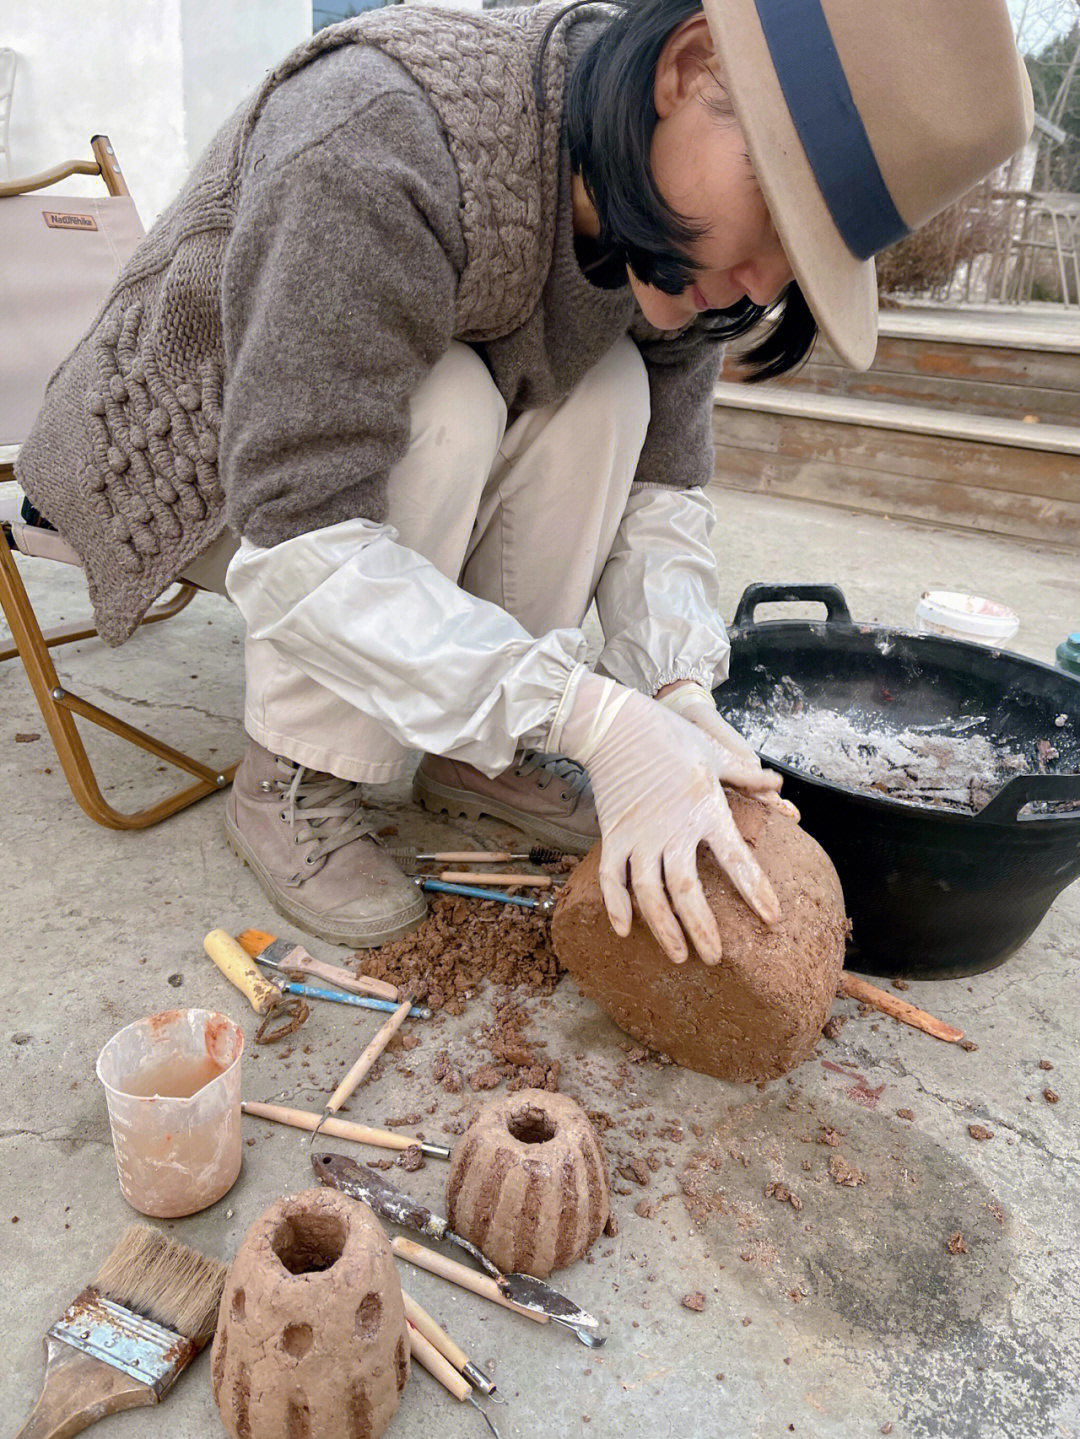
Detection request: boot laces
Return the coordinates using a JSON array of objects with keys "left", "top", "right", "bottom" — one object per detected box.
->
[
  {"left": 275, "top": 757, "right": 378, "bottom": 876},
  {"left": 515, "top": 749, "right": 592, "bottom": 799}
]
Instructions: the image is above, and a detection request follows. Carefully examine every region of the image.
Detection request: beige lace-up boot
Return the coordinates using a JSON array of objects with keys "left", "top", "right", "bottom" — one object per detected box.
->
[
  {"left": 413, "top": 749, "right": 599, "bottom": 855},
  {"left": 225, "top": 742, "right": 427, "bottom": 948}
]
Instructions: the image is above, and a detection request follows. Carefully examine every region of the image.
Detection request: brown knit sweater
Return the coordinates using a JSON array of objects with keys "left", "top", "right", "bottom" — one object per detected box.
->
[{"left": 16, "top": 2, "right": 721, "bottom": 645}]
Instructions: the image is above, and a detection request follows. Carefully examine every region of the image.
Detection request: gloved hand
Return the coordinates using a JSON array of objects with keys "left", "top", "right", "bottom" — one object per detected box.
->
[
  {"left": 556, "top": 669, "right": 781, "bottom": 965},
  {"left": 655, "top": 681, "right": 799, "bottom": 821}
]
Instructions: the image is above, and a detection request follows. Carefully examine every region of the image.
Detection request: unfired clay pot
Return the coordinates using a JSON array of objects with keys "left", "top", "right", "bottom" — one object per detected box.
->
[
  {"left": 551, "top": 791, "right": 848, "bottom": 1082},
  {"left": 446, "top": 1088, "right": 609, "bottom": 1278},
  {"left": 211, "top": 1187, "right": 408, "bottom": 1439}
]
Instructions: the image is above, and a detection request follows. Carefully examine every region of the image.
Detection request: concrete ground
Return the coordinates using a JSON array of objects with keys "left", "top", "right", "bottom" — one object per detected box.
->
[{"left": 4, "top": 486, "right": 1078, "bottom": 1439}]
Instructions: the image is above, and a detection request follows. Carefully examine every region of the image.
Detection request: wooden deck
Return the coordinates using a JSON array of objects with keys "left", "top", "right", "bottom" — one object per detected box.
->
[{"left": 714, "top": 306, "right": 1080, "bottom": 546}]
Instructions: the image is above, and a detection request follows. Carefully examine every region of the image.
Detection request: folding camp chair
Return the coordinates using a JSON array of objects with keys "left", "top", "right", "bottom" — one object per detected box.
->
[{"left": 0, "top": 135, "right": 236, "bottom": 828}]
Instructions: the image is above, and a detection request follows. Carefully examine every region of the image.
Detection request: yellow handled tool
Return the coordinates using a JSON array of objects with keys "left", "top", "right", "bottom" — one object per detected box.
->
[{"left": 203, "top": 928, "right": 282, "bottom": 1016}]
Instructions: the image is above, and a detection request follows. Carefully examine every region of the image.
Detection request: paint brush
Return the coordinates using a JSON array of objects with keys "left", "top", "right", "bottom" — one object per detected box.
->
[
  {"left": 235, "top": 928, "right": 399, "bottom": 1001},
  {"left": 15, "top": 1225, "right": 226, "bottom": 1439}
]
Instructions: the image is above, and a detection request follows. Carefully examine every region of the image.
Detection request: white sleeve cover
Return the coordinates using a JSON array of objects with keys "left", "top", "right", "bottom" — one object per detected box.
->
[
  {"left": 593, "top": 483, "right": 731, "bottom": 696},
  {"left": 225, "top": 518, "right": 589, "bottom": 776}
]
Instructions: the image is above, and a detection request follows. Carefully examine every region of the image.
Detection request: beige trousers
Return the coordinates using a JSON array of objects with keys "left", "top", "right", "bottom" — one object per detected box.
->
[{"left": 240, "top": 338, "right": 650, "bottom": 782}]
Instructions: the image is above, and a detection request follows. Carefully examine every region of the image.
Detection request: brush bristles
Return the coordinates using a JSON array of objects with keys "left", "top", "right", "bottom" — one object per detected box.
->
[{"left": 94, "top": 1225, "right": 227, "bottom": 1345}]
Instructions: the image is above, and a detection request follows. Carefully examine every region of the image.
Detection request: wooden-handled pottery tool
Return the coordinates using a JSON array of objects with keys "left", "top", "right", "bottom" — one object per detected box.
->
[
  {"left": 416, "top": 879, "right": 556, "bottom": 915},
  {"left": 235, "top": 928, "right": 400, "bottom": 1001},
  {"left": 403, "top": 1294, "right": 505, "bottom": 1436},
  {"left": 438, "top": 871, "right": 554, "bottom": 888},
  {"left": 389, "top": 844, "right": 562, "bottom": 870},
  {"left": 313, "top": 1152, "right": 605, "bottom": 1346},
  {"left": 391, "top": 1237, "right": 548, "bottom": 1323},
  {"left": 404, "top": 1320, "right": 503, "bottom": 1436},
  {"left": 254, "top": 966, "right": 429, "bottom": 1020},
  {"left": 241, "top": 1100, "right": 451, "bottom": 1159},
  {"left": 309, "top": 996, "right": 415, "bottom": 1144},
  {"left": 203, "top": 929, "right": 308, "bottom": 1042},
  {"left": 402, "top": 1291, "right": 499, "bottom": 1397},
  {"left": 15, "top": 1225, "right": 225, "bottom": 1439}
]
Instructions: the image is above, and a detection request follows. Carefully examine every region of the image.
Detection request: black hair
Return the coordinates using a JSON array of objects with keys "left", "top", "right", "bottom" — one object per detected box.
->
[{"left": 559, "top": 0, "right": 817, "bottom": 380}]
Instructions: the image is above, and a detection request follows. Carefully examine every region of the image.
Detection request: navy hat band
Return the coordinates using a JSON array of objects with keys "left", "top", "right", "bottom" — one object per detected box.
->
[{"left": 753, "top": 0, "right": 909, "bottom": 261}]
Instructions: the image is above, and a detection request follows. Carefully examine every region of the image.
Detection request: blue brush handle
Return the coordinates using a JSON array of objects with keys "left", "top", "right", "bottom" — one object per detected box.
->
[
  {"left": 418, "top": 878, "right": 539, "bottom": 909},
  {"left": 278, "top": 982, "right": 430, "bottom": 1019}
]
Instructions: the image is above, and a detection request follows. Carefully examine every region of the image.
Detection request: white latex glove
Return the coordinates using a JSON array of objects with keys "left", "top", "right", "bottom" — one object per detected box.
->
[
  {"left": 555, "top": 669, "right": 782, "bottom": 965},
  {"left": 655, "top": 681, "right": 800, "bottom": 821}
]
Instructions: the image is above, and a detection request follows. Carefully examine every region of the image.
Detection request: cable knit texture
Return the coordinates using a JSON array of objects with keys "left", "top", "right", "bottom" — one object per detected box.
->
[
  {"left": 16, "top": 2, "right": 721, "bottom": 645},
  {"left": 16, "top": 3, "right": 570, "bottom": 643}
]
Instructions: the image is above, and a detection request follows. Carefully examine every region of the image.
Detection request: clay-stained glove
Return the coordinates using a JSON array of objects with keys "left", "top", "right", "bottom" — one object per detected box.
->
[
  {"left": 655, "top": 681, "right": 800, "bottom": 821},
  {"left": 552, "top": 669, "right": 782, "bottom": 966}
]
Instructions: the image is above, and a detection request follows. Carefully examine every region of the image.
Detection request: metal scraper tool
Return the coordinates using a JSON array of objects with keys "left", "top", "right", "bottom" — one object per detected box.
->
[{"left": 312, "top": 1152, "right": 605, "bottom": 1347}]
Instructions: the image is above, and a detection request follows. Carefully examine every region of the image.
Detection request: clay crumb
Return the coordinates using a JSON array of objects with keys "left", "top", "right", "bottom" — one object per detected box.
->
[
  {"left": 603, "top": 1213, "right": 619, "bottom": 1237},
  {"left": 1038, "top": 1058, "right": 1054, "bottom": 1071},
  {"left": 946, "top": 1230, "right": 968, "bottom": 1255},
  {"left": 959, "top": 1039, "right": 979, "bottom": 1052},
  {"left": 385, "top": 1113, "right": 422, "bottom": 1128},
  {"left": 1043, "top": 1088, "right": 1060, "bottom": 1104},
  {"left": 988, "top": 1199, "right": 1006, "bottom": 1225},
  {"left": 468, "top": 1065, "right": 503, "bottom": 1092},
  {"left": 822, "top": 1015, "right": 847, "bottom": 1040},
  {"left": 764, "top": 1181, "right": 803, "bottom": 1211},
  {"left": 617, "top": 1160, "right": 650, "bottom": 1187},
  {"left": 397, "top": 1145, "right": 425, "bottom": 1172},
  {"left": 828, "top": 1155, "right": 867, "bottom": 1188},
  {"left": 386, "top": 1034, "right": 420, "bottom": 1053},
  {"left": 14, "top": 732, "right": 41, "bottom": 743},
  {"left": 816, "top": 1125, "right": 844, "bottom": 1147},
  {"left": 891, "top": 978, "right": 910, "bottom": 991},
  {"left": 882, "top": 1425, "right": 894, "bottom": 1435},
  {"left": 634, "top": 1200, "right": 654, "bottom": 1219},
  {"left": 968, "top": 1124, "right": 994, "bottom": 1141},
  {"left": 359, "top": 894, "right": 562, "bottom": 1013},
  {"left": 682, "top": 1292, "right": 706, "bottom": 1312},
  {"left": 896, "top": 1108, "right": 915, "bottom": 1121}
]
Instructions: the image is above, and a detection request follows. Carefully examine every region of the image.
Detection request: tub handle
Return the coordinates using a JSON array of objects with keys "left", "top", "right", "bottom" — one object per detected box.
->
[
  {"left": 731, "top": 583, "right": 854, "bottom": 630},
  {"left": 977, "top": 772, "right": 1080, "bottom": 825}
]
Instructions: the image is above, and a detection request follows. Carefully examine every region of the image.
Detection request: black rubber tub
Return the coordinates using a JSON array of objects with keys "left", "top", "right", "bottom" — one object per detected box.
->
[{"left": 714, "top": 584, "right": 1080, "bottom": 978}]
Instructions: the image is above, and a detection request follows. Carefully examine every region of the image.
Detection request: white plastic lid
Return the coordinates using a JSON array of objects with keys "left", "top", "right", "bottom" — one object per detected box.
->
[{"left": 914, "top": 591, "right": 1020, "bottom": 642}]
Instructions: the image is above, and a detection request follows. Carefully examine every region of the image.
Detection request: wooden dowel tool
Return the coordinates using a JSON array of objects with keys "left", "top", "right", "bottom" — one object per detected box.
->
[
  {"left": 407, "top": 1319, "right": 471, "bottom": 1400},
  {"left": 241, "top": 1101, "right": 451, "bottom": 1159},
  {"left": 391, "top": 1237, "right": 548, "bottom": 1324},
  {"left": 839, "top": 973, "right": 964, "bottom": 1043},
  {"left": 403, "top": 1291, "right": 496, "bottom": 1395},
  {"left": 311, "top": 996, "right": 415, "bottom": 1141},
  {"left": 439, "top": 871, "right": 553, "bottom": 888}
]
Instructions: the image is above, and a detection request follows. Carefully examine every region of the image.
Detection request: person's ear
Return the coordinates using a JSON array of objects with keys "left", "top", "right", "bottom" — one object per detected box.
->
[{"left": 654, "top": 15, "right": 718, "bottom": 119}]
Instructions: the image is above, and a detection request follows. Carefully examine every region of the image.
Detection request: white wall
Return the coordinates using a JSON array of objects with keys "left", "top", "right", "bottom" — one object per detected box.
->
[{"left": 5, "top": 0, "right": 312, "bottom": 224}]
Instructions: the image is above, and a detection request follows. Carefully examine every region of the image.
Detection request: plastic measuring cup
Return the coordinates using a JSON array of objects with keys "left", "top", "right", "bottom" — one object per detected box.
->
[{"left": 96, "top": 1008, "right": 244, "bottom": 1218}]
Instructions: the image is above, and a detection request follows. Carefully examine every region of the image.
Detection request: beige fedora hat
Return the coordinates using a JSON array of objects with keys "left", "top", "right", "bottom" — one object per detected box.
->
[{"left": 702, "top": 0, "right": 1034, "bottom": 368}]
